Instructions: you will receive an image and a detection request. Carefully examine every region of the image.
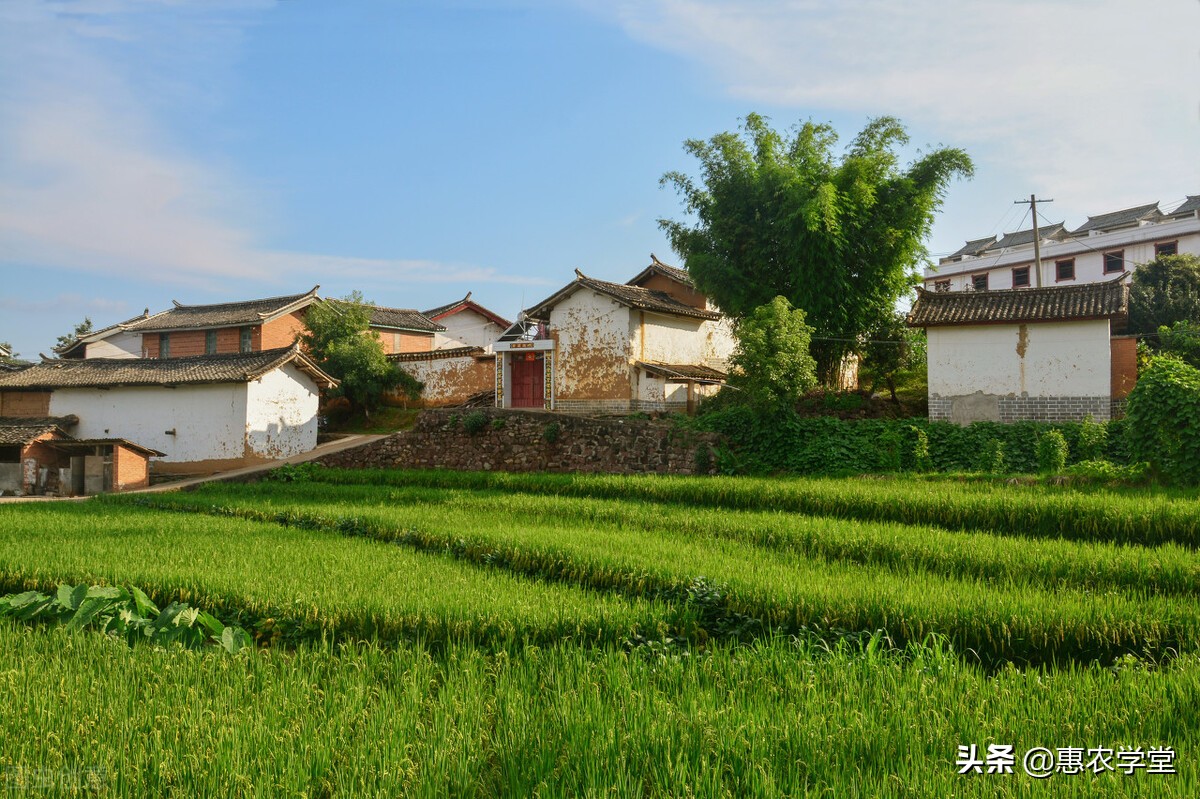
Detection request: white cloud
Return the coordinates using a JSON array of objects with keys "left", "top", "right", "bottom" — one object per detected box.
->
[
  {"left": 587, "top": 0, "right": 1200, "bottom": 214},
  {"left": 0, "top": 1, "right": 522, "bottom": 291}
]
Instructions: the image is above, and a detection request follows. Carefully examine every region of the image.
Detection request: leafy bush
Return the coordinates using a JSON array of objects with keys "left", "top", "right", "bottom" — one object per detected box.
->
[
  {"left": 542, "top": 422, "right": 561, "bottom": 444},
  {"left": 904, "top": 425, "right": 932, "bottom": 472},
  {"left": 1125, "top": 357, "right": 1200, "bottom": 485},
  {"left": 727, "top": 296, "right": 818, "bottom": 409},
  {"left": 0, "top": 584, "right": 251, "bottom": 653},
  {"left": 1036, "top": 430, "right": 1068, "bottom": 475},
  {"left": 693, "top": 443, "right": 714, "bottom": 475},
  {"left": 1061, "top": 460, "right": 1151, "bottom": 486},
  {"left": 975, "top": 439, "right": 1005, "bottom": 474},
  {"left": 491, "top": 417, "right": 507, "bottom": 430},
  {"left": 462, "top": 411, "right": 489, "bottom": 435},
  {"left": 878, "top": 427, "right": 902, "bottom": 472},
  {"left": 266, "top": 462, "right": 327, "bottom": 483},
  {"left": 1075, "top": 416, "right": 1108, "bottom": 462},
  {"left": 1158, "top": 320, "right": 1200, "bottom": 369}
]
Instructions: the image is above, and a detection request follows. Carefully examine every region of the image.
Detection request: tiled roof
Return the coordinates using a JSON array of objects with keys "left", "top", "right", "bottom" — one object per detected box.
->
[
  {"left": 365, "top": 306, "right": 444, "bottom": 333},
  {"left": 0, "top": 358, "right": 32, "bottom": 373},
  {"left": 423, "top": 293, "right": 511, "bottom": 328},
  {"left": 389, "top": 346, "right": 485, "bottom": 362},
  {"left": 1168, "top": 195, "right": 1200, "bottom": 218},
  {"left": 942, "top": 236, "right": 998, "bottom": 262},
  {"left": 56, "top": 311, "right": 154, "bottom": 357},
  {"left": 907, "top": 278, "right": 1128, "bottom": 327},
  {"left": 636, "top": 362, "right": 727, "bottom": 382},
  {"left": 527, "top": 270, "right": 721, "bottom": 321},
  {"left": 0, "top": 417, "right": 74, "bottom": 446},
  {"left": 0, "top": 346, "right": 337, "bottom": 390},
  {"left": 46, "top": 438, "right": 165, "bottom": 457},
  {"left": 990, "top": 223, "right": 1067, "bottom": 251},
  {"left": 1070, "top": 202, "right": 1162, "bottom": 235},
  {"left": 123, "top": 287, "right": 319, "bottom": 332},
  {"left": 627, "top": 256, "right": 695, "bottom": 288}
]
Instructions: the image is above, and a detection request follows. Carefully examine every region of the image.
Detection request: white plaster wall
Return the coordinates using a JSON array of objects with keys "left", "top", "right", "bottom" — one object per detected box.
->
[
  {"left": 85, "top": 331, "right": 143, "bottom": 359},
  {"left": 927, "top": 320, "right": 1111, "bottom": 398},
  {"left": 244, "top": 363, "right": 319, "bottom": 458},
  {"left": 49, "top": 384, "right": 248, "bottom": 462},
  {"left": 549, "top": 290, "right": 632, "bottom": 401},
  {"left": 433, "top": 310, "right": 506, "bottom": 351},
  {"left": 631, "top": 313, "right": 736, "bottom": 371}
]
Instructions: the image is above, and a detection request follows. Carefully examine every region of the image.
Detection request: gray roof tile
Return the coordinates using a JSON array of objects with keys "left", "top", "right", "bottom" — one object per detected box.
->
[
  {"left": 528, "top": 271, "right": 720, "bottom": 321},
  {"left": 124, "top": 287, "right": 319, "bottom": 332},
  {"left": 1070, "top": 202, "right": 1163, "bottom": 235},
  {"left": 907, "top": 278, "right": 1128, "bottom": 327}
]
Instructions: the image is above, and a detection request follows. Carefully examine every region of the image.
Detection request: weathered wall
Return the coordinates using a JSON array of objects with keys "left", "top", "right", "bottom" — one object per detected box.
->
[
  {"left": 113, "top": 445, "right": 149, "bottom": 491},
  {"left": 376, "top": 330, "right": 434, "bottom": 355},
  {"left": 0, "top": 391, "right": 51, "bottom": 417},
  {"left": 927, "top": 320, "right": 1113, "bottom": 423},
  {"left": 399, "top": 352, "right": 494, "bottom": 406},
  {"left": 50, "top": 384, "right": 249, "bottom": 463},
  {"left": 315, "top": 408, "right": 721, "bottom": 475},
  {"left": 634, "top": 273, "right": 708, "bottom": 310},
  {"left": 433, "top": 309, "right": 506, "bottom": 350},
  {"left": 550, "top": 290, "right": 632, "bottom": 402},
  {"left": 1111, "top": 335, "right": 1139, "bottom": 400},
  {"left": 244, "top": 363, "right": 320, "bottom": 458}
]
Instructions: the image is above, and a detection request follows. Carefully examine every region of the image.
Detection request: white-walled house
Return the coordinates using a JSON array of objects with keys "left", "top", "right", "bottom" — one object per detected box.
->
[
  {"left": 0, "top": 345, "right": 336, "bottom": 473},
  {"left": 493, "top": 258, "right": 735, "bottom": 413},
  {"left": 423, "top": 293, "right": 511, "bottom": 351},
  {"left": 907, "top": 278, "right": 1131, "bottom": 423},
  {"left": 925, "top": 196, "right": 1200, "bottom": 292}
]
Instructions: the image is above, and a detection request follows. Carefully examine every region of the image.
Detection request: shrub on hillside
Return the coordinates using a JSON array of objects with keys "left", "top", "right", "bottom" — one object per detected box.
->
[
  {"left": 1125, "top": 357, "right": 1200, "bottom": 485},
  {"left": 1036, "top": 430, "right": 1068, "bottom": 475}
]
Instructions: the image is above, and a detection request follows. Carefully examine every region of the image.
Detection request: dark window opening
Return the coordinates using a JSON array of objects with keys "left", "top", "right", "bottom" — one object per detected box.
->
[
  {"left": 971, "top": 273, "right": 988, "bottom": 291},
  {"left": 240, "top": 327, "right": 253, "bottom": 353},
  {"left": 1055, "top": 259, "right": 1075, "bottom": 282},
  {"left": 159, "top": 333, "right": 170, "bottom": 358},
  {"left": 934, "top": 279, "right": 950, "bottom": 293},
  {"left": 1012, "top": 266, "right": 1030, "bottom": 288},
  {"left": 1155, "top": 241, "right": 1178, "bottom": 258},
  {"left": 205, "top": 330, "right": 217, "bottom": 355},
  {"left": 1103, "top": 251, "right": 1125, "bottom": 274}
]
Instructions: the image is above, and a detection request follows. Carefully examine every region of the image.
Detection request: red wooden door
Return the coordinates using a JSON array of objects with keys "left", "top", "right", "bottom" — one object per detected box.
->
[{"left": 510, "top": 354, "right": 544, "bottom": 408}]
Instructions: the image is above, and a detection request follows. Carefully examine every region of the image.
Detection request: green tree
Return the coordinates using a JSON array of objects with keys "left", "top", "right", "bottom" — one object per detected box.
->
[
  {"left": 726, "top": 296, "right": 817, "bottom": 409},
  {"left": 1128, "top": 254, "right": 1200, "bottom": 337},
  {"left": 1158, "top": 320, "right": 1200, "bottom": 369},
  {"left": 55, "top": 317, "right": 93, "bottom": 351},
  {"left": 301, "top": 293, "right": 422, "bottom": 417},
  {"left": 660, "top": 114, "right": 973, "bottom": 383},
  {"left": 861, "top": 312, "right": 927, "bottom": 402}
]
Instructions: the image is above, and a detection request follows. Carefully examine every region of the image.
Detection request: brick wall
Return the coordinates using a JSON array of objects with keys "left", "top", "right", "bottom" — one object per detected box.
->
[
  {"left": 315, "top": 408, "right": 722, "bottom": 475},
  {"left": 262, "top": 312, "right": 307, "bottom": 350},
  {"left": 929, "top": 394, "right": 1111, "bottom": 423},
  {"left": 377, "top": 330, "right": 435, "bottom": 355},
  {"left": 113, "top": 445, "right": 149, "bottom": 491},
  {"left": 0, "top": 391, "right": 51, "bottom": 417}
]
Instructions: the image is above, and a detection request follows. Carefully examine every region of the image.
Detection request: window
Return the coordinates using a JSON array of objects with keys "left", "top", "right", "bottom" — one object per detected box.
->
[
  {"left": 240, "top": 327, "right": 253, "bottom": 353},
  {"left": 1055, "top": 259, "right": 1075, "bottom": 282},
  {"left": 971, "top": 273, "right": 988, "bottom": 291},
  {"left": 1155, "top": 240, "right": 1178, "bottom": 258},
  {"left": 1103, "top": 251, "right": 1125, "bottom": 274},
  {"left": 158, "top": 333, "right": 170, "bottom": 358},
  {"left": 1012, "top": 266, "right": 1030, "bottom": 288},
  {"left": 934, "top": 279, "right": 950, "bottom": 293},
  {"left": 205, "top": 330, "right": 217, "bottom": 355}
]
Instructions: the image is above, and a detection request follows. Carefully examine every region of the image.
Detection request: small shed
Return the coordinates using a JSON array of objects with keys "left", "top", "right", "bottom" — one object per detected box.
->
[
  {"left": 46, "top": 439, "right": 165, "bottom": 494},
  {"left": 0, "top": 417, "right": 74, "bottom": 495}
]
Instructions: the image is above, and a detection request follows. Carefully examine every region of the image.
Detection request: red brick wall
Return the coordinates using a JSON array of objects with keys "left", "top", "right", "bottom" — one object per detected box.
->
[
  {"left": 262, "top": 311, "right": 307, "bottom": 350},
  {"left": 0, "top": 391, "right": 51, "bottom": 417},
  {"left": 20, "top": 433, "right": 68, "bottom": 493},
  {"left": 113, "top": 445, "right": 149, "bottom": 491},
  {"left": 1111, "top": 336, "right": 1139, "bottom": 399},
  {"left": 144, "top": 326, "right": 264, "bottom": 357},
  {"left": 376, "top": 330, "right": 434, "bottom": 355}
]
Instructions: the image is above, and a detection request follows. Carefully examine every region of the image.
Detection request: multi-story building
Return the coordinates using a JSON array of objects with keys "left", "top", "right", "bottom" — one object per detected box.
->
[{"left": 925, "top": 196, "right": 1200, "bottom": 292}]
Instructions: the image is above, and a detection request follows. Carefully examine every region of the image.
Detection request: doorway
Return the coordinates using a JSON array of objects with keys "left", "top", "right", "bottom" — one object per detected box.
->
[{"left": 510, "top": 352, "right": 544, "bottom": 408}]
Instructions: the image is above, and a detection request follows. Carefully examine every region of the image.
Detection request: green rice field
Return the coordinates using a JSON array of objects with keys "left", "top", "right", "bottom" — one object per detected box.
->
[{"left": 2, "top": 467, "right": 1199, "bottom": 796}]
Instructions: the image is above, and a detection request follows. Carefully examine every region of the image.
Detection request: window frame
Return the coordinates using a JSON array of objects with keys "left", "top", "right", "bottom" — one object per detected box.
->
[
  {"left": 158, "top": 332, "right": 170, "bottom": 358},
  {"left": 239, "top": 326, "right": 253, "bottom": 354},
  {"left": 205, "top": 329, "right": 218, "bottom": 355},
  {"left": 1154, "top": 240, "right": 1179, "bottom": 258},
  {"left": 1011, "top": 265, "right": 1031, "bottom": 288},
  {"left": 933, "top": 279, "right": 951, "bottom": 293},
  {"left": 1103, "top": 250, "right": 1125, "bottom": 274},
  {"left": 971, "top": 273, "right": 989, "bottom": 291},
  {"left": 1055, "top": 258, "right": 1076, "bottom": 282}
]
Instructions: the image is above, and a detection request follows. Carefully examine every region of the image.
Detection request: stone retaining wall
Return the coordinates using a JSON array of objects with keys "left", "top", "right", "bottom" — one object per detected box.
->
[{"left": 315, "top": 408, "right": 722, "bottom": 475}]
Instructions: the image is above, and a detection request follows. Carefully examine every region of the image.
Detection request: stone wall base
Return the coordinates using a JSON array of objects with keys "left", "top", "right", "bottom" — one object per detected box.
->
[{"left": 929, "top": 393, "right": 1111, "bottom": 424}]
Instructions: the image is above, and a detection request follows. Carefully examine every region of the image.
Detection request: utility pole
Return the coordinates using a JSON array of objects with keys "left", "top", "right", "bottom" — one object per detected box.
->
[{"left": 1014, "top": 194, "right": 1053, "bottom": 287}]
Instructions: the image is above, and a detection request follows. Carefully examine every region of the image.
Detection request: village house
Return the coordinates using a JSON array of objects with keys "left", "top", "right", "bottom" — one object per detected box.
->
[
  {"left": 0, "top": 345, "right": 336, "bottom": 474},
  {"left": 491, "top": 257, "right": 735, "bottom": 413},
  {"left": 926, "top": 196, "right": 1200, "bottom": 292},
  {"left": 907, "top": 277, "right": 1133, "bottom": 424},
  {"left": 423, "top": 292, "right": 511, "bottom": 351},
  {"left": 0, "top": 415, "right": 161, "bottom": 496}
]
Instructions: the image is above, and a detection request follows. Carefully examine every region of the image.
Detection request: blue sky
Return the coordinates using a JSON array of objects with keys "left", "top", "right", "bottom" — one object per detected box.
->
[{"left": 2, "top": 0, "right": 1198, "bottom": 357}]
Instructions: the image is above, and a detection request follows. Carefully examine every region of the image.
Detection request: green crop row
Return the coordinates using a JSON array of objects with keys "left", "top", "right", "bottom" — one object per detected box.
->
[
  {"left": 296, "top": 467, "right": 1200, "bottom": 547},
  {"left": 0, "top": 503, "right": 674, "bottom": 649},
  {"left": 2, "top": 623, "right": 1194, "bottom": 797},
  {"left": 145, "top": 481, "right": 1200, "bottom": 599},
  {"left": 128, "top": 486, "right": 1200, "bottom": 666}
]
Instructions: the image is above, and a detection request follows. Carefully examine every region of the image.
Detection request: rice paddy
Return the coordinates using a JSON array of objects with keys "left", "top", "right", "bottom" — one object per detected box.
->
[{"left": 2, "top": 467, "right": 1199, "bottom": 796}]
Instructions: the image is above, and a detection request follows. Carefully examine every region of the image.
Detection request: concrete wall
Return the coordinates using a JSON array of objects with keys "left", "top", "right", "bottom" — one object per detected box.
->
[
  {"left": 927, "top": 320, "right": 1113, "bottom": 422},
  {"left": 86, "top": 330, "right": 142, "bottom": 359},
  {"left": 50, "top": 384, "right": 249, "bottom": 463},
  {"left": 244, "top": 363, "right": 320, "bottom": 458},
  {"left": 433, "top": 309, "right": 506, "bottom": 350}
]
